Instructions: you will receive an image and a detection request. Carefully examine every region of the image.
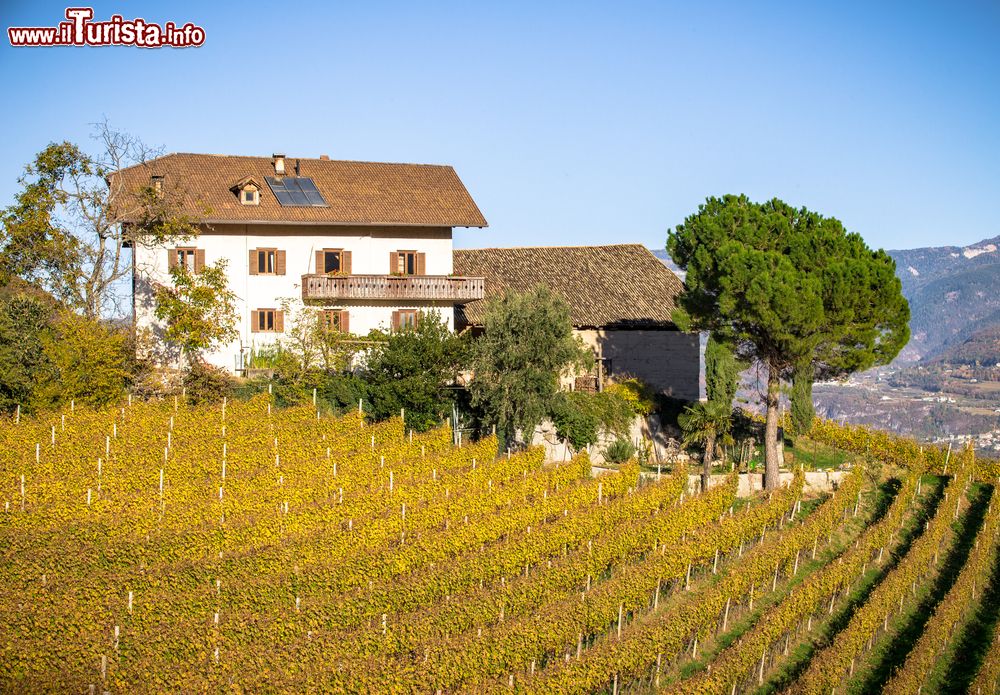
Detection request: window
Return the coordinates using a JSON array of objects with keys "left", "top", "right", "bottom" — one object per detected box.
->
[
  {"left": 249, "top": 248, "right": 285, "bottom": 276},
  {"left": 241, "top": 187, "right": 259, "bottom": 205},
  {"left": 324, "top": 250, "right": 342, "bottom": 273},
  {"left": 251, "top": 309, "right": 283, "bottom": 333},
  {"left": 392, "top": 250, "right": 425, "bottom": 276},
  {"left": 322, "top": 309, "right": 350, "bottom": 333},
  {"left": 316, "top": 248, "right": 351, "bottom": 275},
  {"left": 258, "top": 249, "right": 276, "bottom": 275},
  {"left": 175, "top": 247, "right": 197, "bottom": 272},
  {"left": 396, "top": 251, "right": 416, "bottom": 275},
  {"left": 258, "top": 310, "right": 275, "bottom": 332},
  {"left": 393, "top": 309, "right": 418, "bottom": 331}
]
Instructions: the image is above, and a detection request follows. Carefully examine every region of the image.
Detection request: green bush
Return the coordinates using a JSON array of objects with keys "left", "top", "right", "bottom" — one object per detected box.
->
[
  {"left": 550, "top": 392, "right": 602, "bottom": 449},
  {"left": 604, "top": 378, "right": 656, "bottom": 416},
  {"left": 183, "top": 361, "right": 234, "bottom": 405},
  {"left": 550, "top": 389, "right": 635, "bottom": 450},
  {"left": 603, "top": 438, "right": 636, "bottom": 464}
]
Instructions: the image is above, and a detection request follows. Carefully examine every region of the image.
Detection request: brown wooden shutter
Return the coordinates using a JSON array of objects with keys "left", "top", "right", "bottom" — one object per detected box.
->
[
  {"left": 167, "top": 248, "right": 178, "bottom": 270},
  {"left": 339, "top": 310, "right": 350, "bottom": 334},
  {"left": 391, "top": 310, "right": 400, "bottom": 332},
  {"left": 194, "top": 249, "right": 206, "bottom": 273},
  {"left": 249, "top": 249, "right": 258, "bottom": 275},
  {"left": 250, "top": 310, "right": 260, "bottom": 333},
  {"left": 275, "top": 250, "right": 286, "bottom": 275},
  {"left": 275, "top": 310, "right": 284, "bottom": 333},
  {"left": 413, "top": 310, "right": 421, "bottom": 328},
  {"left": 389, "top": 251, "right": 398, "bottom": 274},
  {"left": 342, "top": 250, "right": 352, "bottom": 275},
  {"left": 315, "top": 250, "right": 324, "bottom": 274},
  {"left": 416, "top": 252, "right": 426, "bottom": 276}
]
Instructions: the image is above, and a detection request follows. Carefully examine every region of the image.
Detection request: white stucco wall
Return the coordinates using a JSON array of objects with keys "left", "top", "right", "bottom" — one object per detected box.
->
[{"left": 134, "top": 224, "right": 456, "bottom": 371}]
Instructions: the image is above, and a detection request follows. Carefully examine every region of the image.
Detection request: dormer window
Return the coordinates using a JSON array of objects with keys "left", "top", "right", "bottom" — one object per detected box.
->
[{"left": 230, "top": 176, "right": 263, "bottom": 206}]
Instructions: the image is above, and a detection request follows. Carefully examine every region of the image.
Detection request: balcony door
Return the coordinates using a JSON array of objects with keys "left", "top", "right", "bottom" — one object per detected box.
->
[{"left": 315, "top": 248, "right": 352, "bottom": 275}]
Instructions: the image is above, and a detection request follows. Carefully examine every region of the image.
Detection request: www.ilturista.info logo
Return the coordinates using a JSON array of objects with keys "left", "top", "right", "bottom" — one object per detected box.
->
[{"left": 8, "top": 7, "right": 205, "bottom": 48}]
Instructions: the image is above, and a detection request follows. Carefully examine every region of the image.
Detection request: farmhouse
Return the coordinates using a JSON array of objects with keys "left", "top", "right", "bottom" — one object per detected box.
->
[
  {"left": 113, "top": 153, "right": 488, "bottom": 371},
  {"left": 113, "top": 154, "right": 698, "bottom": 400},
  {"left": 454, "top": 244, "right": 699, "bottom": 400}
]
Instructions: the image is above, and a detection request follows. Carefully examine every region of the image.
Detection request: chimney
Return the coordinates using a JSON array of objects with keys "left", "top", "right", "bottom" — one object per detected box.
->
[
  {"left": 272, "top": 153, "right": 286, "bottom": 176},
  {"left": 319, "top": 154, "right": 330, "bottom": 160},
  {"left": 294, "top": 158, "right": 300, "bottom": 176},
  {"left": 151, "top": 175, "right": 164, "bottom": 193}
]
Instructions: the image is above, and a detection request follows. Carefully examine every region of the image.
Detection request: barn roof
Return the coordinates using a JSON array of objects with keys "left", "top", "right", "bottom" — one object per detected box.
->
[{"left": 453, "top": 244, "right": 685, "bottom": 329}]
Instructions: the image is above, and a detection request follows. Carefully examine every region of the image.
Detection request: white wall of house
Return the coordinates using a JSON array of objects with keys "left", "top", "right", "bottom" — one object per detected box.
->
[{"left": 134, "top": 223, "right": 458, "bottom": 372}]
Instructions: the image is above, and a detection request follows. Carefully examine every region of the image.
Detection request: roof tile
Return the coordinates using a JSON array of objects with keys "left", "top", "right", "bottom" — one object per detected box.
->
[
  {"left": 454, "top": 244, "right": 685, "bottom": 328},
  {"left": 111, "top": 153, "right": 487, "bottom": 227}
]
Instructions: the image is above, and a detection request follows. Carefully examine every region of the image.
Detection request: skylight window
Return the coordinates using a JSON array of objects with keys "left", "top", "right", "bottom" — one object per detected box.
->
[{"left": 265, "top": 176, "right": 327, "bottom": 207}]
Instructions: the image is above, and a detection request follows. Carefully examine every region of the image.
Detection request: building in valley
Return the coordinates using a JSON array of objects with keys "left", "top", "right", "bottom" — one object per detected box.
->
[
  {"left": 453, "top": 244, "right": 699, "bottom": 400},
  {"left": 113, "top": 153, "right": 487, "bottom": 371}
]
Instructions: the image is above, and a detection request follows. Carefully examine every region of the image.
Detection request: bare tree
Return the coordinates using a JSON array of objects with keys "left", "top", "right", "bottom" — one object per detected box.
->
[{"left": 0, "top": 119, "right": 199, "bottom": 319}]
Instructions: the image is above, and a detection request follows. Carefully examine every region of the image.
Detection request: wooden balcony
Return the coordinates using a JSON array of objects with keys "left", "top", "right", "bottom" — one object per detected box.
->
[{"left": 301, "top": 274, "right": 485, "bottom": 303}]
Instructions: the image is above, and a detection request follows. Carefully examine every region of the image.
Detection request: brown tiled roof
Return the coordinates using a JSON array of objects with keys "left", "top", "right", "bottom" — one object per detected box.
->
[
  {"left": 110, "top": 153, "right": 487, "bottom": 227},
  {"left": 454, "top": 244, "right": 685, "bottom": 329}
]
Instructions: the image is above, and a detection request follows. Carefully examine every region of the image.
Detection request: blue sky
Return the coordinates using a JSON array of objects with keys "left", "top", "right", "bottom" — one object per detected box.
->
[{"left": 1, "top": 1, "right": 998, "bottom": 252}]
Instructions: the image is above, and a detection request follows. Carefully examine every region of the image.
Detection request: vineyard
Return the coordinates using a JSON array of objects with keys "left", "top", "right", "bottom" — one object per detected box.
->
[{"left": 1, "top": 396, "right": 999, "bottom": 693}]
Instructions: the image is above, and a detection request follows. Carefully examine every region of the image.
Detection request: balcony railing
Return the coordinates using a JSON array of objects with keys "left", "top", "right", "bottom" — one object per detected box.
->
[{"left": 302, "top": 274, "right": 485, "bottom": 303}]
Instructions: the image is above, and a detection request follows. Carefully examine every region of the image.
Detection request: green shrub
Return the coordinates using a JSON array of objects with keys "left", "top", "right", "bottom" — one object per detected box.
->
[
  {"left": 604, "top": 378, "right": 655, "bottom": 416},
  {"left": 550, "top": 389, "right": 636, "bottom": 450},
  {"left": 183, "top": 361, "right": 234, "bottom": 405},
  {"left": 550, "top": 392, "right": 601, "bottom": 449},
  {"left": 603, "top": 438, "right": 636, "bottom": 464}
]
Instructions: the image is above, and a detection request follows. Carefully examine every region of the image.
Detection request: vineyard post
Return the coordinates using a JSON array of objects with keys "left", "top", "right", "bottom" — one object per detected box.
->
[
  {"left": 713, "top": 548, "right": 719, "bottom": 574},
  {"left": 617, "top": 603, "right": 623, "bottom": 638},
  {"left": 20, "top": 474, "right": 25, "bottom": 510},
  {"left": 685, "top": 562, "right": 692, "bottom": 591},
  {"left": 722, "top": 596, "right": 731, "bottom": 631},
  {"left": 36, "top": 442, "right": 40, "bottom": 463}
]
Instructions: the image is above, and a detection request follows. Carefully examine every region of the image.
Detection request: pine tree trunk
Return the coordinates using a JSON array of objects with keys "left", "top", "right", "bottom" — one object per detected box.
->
[
  {"left": 764, "top": 364, "right": 781, "bottom": 491},
  {"left": 702, "top": 431, "right": 715, "bottom": 492}
]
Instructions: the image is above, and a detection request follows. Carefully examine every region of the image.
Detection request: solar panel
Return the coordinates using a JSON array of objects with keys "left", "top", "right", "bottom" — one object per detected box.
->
[{"left": 265, "top": 176, "right": 328, "bottom": 207}]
